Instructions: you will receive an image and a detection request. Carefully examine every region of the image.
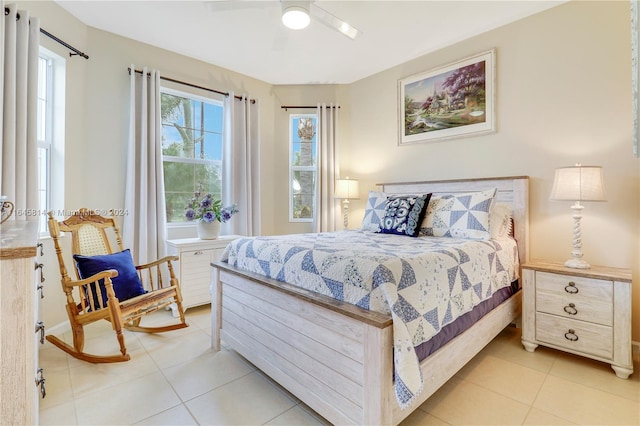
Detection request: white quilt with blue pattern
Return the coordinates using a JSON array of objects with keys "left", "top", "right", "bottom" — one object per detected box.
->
[{"left": 221, "top": 230, "right": 519, "bottom": 409}]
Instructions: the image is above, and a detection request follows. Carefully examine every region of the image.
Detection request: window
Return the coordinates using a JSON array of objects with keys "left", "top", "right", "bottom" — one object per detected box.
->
[
  {"left": 161, "top": 88, "right": 224, "bottom": 224},
  {"left": 289, "top": 114, "right": 317, "bottom": 222},
  {"left": 37, "top": 47, "right": 65, "bottom": 232}
]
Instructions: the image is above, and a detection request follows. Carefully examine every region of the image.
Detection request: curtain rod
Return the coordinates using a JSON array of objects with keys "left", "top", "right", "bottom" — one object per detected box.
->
[
  {"left": 129, "top": 68, "right": 255, "bottom": 104},
  {"left": 4, "top": 7, "right": 89, "bottom": 59},
  {"left": 281, "top": 105, "right": 340, "bottom": 111}
]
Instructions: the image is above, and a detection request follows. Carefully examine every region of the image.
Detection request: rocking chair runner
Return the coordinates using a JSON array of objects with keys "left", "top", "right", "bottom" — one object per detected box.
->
[{"left": 47, "top": 208, "right": 188, "bottom": 363}]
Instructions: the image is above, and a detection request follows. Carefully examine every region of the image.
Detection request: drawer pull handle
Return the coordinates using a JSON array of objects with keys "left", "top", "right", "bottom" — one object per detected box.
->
[
  {"left": 35, "top": 368, "right": 46, "bottom": 399},
  {"left": 564, "top": 282, "right": 579, "bottom": 294},
  {"left": 564, "top": 329, "right": 579, "bottom": 342},
  {"left": 563, "top": 303, "right": 578, "bottom": 315},
  {"left": 194, "top": 251, "right": 204, "bottom": 256},
  {"left": 35, "top": 321, "right": 45, "bottom": 344}
]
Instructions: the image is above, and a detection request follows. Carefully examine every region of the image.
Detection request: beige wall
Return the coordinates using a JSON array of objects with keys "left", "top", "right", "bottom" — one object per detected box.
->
[
  {"left": 23, "top": 1, "right": 639, "bottom": 341},
  {"left": 341, "top": 1, "right": 640, "bottom": 340}
]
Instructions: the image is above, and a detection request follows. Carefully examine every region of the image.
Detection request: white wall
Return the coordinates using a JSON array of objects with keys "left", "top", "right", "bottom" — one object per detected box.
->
[
  {"left": 22, "top": 1, "right": 639, "bottom": 341},
  {"left": 341, "top": 1, "right": 640, "bottom": 340}
]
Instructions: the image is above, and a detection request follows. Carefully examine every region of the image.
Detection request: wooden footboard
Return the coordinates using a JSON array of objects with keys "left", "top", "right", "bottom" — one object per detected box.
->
[{"left": 212, "top": 263, "right": 521, "bottom": 425}]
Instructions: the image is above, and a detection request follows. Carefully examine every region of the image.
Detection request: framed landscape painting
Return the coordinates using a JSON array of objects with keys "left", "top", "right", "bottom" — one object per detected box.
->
[{"left": 399, "top": 49, "right": 495, "bottom": 145}]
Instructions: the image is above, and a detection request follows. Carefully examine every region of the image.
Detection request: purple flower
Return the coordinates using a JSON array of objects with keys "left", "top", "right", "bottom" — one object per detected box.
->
[
  {"left": 200, "top": 196, "right": 212, "bottom": 209},
  {"left": 202, "top": 211, "right": 215, "bottom": 223},
  {"left": 219, "top": 208, "right": 232, "bottom": 223},
  {"left": 185, "top": 208, "right": 196, "bottom": 221}
]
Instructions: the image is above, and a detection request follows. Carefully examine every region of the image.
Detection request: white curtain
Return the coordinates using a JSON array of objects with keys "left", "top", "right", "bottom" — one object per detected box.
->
[
  {"left": 123, "top": 66, "right": 167, "bottom": 264},
  {"left": 314, "top": 103, "right": 340, "bottom": 233},
  {"left": 1, "top": 3, "right": 39, "bottom": 218},
  {"left": 222, "top": 92, "right": 261, "bottom": 236}
]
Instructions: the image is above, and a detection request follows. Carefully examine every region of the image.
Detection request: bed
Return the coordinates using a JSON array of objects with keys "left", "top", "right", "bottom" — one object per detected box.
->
[{"left": 210, "top": 176, "right": 529, "bottom": 425}]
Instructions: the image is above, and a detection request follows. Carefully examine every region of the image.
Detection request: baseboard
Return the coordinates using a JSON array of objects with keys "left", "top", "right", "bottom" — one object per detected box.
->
[{"left": 46, "top": 320, "right": 71, "bottom": 337}]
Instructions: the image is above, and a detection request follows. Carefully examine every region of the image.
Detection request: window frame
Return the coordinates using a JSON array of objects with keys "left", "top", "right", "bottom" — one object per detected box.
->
[
  {"left": 160, "top": 86, "right": 224, "bottom": 227},
  {"left": 288, "top": 113, "right": 318, "bottom": 223},
  {"left": 37, "top": 47, "right": 65, "bottom": 234}
]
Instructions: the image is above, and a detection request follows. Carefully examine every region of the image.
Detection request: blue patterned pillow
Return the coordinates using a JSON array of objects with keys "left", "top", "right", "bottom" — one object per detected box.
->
[
  {"left": 420, "top": 188, "right": 497, "bottom": 240},
  {"left": 378, "top": 194, "right": 431, "bottom": 237},
  {"left": 361, "top": 191, "right": 388, "bottom": 232}
]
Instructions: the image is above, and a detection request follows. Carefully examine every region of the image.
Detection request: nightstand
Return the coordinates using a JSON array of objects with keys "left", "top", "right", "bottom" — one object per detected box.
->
[
  {"left": 166, "top": 235, "right": 240, "bottom": 312},
  {"left": 521, "top": 260, "right": 633, "bottom": 379}
]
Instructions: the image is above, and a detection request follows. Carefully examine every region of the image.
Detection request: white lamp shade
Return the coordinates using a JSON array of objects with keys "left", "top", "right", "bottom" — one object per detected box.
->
[
  {"left": 282, "top": 5, "right": 310, "bottom": 30},
  {"left": 335, "top": 178, "right": 359, "bottom": 199},
  {"left": 550, "top": 165, "right": 606, "bottom": 202}
]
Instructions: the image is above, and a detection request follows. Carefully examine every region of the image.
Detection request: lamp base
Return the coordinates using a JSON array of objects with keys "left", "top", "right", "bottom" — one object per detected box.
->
[{"left": 564, "top": 258, "right": 591, "bottom": 269}]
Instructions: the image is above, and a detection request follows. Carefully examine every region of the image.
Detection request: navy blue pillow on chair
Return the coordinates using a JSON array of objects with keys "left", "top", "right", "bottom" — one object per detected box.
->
[
  {"left": 73, "top": 249, "right": 147, "bottom": 309},
  {"left": 378, "top": 193, "right": 432, "bottom": 237}
]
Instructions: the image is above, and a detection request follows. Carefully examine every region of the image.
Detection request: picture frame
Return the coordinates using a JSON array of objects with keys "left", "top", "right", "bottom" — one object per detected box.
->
[{"left": 398, "top": 49, "right": 495, "bottom": 145}]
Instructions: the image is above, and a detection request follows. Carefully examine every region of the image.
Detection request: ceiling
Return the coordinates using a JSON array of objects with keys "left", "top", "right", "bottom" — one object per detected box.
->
[{"left": 54, "top": 1, "right": 566, "bottom": 85}]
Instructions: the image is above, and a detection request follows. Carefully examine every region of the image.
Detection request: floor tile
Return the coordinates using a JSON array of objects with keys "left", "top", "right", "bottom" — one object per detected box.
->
[
  {"left": 68, "top": 346, "right": 159, "bottom": 398},
  {"left": 549, "top": 351, "right": 640, "bottom": 402},
  {"left": 186, "top": 371, "right": 297, "bottom": 425},
  {"left": 456, "top": 353, "right": 547, "bottom": 405},
  {"left": 134, "top": 404, "right": 198, "bottom": 425},
  {"left": 522, "top": 407, "right": 576, "bottom": 425},
  {"left": 265, "top": 404, "right": 332, "bottom": 425},
  {"left": 39, "top": 400, "right": 77, "bottom": 426},
  {"left": 143, "top": 328, "right": 214, "bottom": 369},
  {"left": 73, "top": 371, "right": 181, "bottom": 425},
  {"left": 419, "top": 377, "right": 530, "bottom": 425},
  {"left": 162, "top": 347, "right": 254, "bottom": 401},
  {"left": 38, "top": 368, "right": 74, "bottom": 410},
  {"left": 533, "top": 375, "right": 640, "bottom": 425}
]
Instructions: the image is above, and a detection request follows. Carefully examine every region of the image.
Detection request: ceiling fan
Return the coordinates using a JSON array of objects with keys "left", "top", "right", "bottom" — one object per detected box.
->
[{"left": 205, "top": 0, "right": 361, "bottom": 40}]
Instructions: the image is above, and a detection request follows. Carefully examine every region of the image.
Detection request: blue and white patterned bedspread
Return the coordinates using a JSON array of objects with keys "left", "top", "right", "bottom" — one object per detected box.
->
[{"left": 221, "top": 230, "right": 519, "bottom": 408}]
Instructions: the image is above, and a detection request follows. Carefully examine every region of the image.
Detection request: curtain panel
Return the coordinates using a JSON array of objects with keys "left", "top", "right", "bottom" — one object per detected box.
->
[
  {"left": 123, "top": 66, "right": 167, "bottom": 264},
  {"left": 314, "top": 103, "right": 340, "bottom": 233},
  {"left": 222, "top": 92, "right": 261, "bottom": 236},
  {"left": 1, "top": 3, "right": 39, "bottom": 218}
]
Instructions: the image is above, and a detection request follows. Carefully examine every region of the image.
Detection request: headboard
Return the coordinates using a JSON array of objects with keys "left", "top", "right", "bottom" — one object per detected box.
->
[{"left": 378, "top": 176, "right": 530, "bottom": 264}]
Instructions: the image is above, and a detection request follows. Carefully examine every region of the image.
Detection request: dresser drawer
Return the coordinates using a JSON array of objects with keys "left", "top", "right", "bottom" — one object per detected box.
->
[{"left": 536, "top": 312, "right": 612, "bottom": 359}]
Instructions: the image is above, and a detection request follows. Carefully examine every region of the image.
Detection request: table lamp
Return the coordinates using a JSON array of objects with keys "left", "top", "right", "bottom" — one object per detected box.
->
[
  {"left": 335, "top": 177, "right": 359, "bottom": 230},
  {"left": 550, "top": 164, "right": 606, "bottom": 269}
]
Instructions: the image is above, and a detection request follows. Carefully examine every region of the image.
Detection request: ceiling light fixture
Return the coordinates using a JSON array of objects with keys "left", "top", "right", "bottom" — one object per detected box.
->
[{"left": 282, "top": 3, "right": 310, "bottom": 30}]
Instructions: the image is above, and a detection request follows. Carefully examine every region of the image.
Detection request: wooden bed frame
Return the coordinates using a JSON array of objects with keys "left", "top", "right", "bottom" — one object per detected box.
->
[{"left": 211, "top": 176, "right": 529, "bottom": 425}]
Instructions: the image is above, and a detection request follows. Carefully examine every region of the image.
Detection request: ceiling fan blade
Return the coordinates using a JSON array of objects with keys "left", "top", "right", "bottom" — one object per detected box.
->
[{"left": 311, "top": 3, "right": 360, "bottom": 40}]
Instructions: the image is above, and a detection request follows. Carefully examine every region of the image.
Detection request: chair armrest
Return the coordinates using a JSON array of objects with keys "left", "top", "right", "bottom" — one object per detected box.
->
[
  {"left": 135, "top": 255, "right": 179, "bottom": 270},
  {"left": 62, "top": 269, "right": 119, "bottom": 288}
]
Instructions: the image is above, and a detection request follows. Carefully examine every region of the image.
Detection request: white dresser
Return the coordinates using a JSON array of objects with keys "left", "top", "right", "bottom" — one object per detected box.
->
[
  {"left": 521, "top": 260, "right": 633, "bottom": 379},
  {"left": 0, "top": 221, "right": 45, "bottom": 425},
  {"left": 166, "top": 236, "right": 240, "bottom": 311}
]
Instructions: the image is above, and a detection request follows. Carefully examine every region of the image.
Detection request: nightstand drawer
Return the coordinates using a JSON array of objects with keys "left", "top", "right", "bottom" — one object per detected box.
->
[
  {"left": 536, "top": 291, "right": 612, "bottom": 326},
  {"left": 536, "top": 271, "right": 612, "bottom": 303},
  {"left": 536, "top": 312, "right": 612, "bottom": 359}
]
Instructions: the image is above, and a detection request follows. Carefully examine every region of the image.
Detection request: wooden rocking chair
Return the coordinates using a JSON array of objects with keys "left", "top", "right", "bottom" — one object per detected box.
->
[{"left": 46, "top": 208, "right": 188, "bottom": 363}]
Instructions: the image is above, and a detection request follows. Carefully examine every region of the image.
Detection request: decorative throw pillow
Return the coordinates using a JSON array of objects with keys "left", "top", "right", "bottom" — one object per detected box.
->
[
  {"left": 378, "top": 193, "right": 431, "bottom": 237},
  {"left": 361, "top": 191, "right": 388, "bottom": 232},
  {"left": 73, "top": 249, "right": 147, "bottom": 309},
  {"left": 490, "top": 202, "right": 513, "bottom": 239},
  {"left": 420, "top": 188, "right": 497, "bottom": 240}
]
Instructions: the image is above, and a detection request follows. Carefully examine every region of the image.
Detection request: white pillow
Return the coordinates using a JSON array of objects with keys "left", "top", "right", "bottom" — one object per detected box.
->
[
  {"left": 420, "top": 188, "right": 497, "bottom": 240},
  {"left": 361, "top": 191, "right": 387, "bottom": 232},
  {"left": 490, "top": 202, "right": 513, "bottom": 240}
]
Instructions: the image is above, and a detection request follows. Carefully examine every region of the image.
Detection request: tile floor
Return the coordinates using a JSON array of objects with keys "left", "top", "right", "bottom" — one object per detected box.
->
[{"left": 39, "top": 305, "right": 640, "bottom": 425}]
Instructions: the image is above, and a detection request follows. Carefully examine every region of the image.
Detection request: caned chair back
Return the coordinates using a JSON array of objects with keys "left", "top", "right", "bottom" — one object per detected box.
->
[{"left": 49, "top": 208, "right": 125, "bottom": 282}]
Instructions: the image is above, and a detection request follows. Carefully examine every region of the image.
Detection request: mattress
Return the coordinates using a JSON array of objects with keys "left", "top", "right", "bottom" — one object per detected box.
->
[{"left": 221, "top": 230, "right": 520, "bottom": 408}]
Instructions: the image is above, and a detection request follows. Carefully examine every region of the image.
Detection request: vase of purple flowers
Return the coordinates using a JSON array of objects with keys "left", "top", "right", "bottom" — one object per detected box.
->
[{"left": 185, "top": 190, "right": 239, "bottom": 240}]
